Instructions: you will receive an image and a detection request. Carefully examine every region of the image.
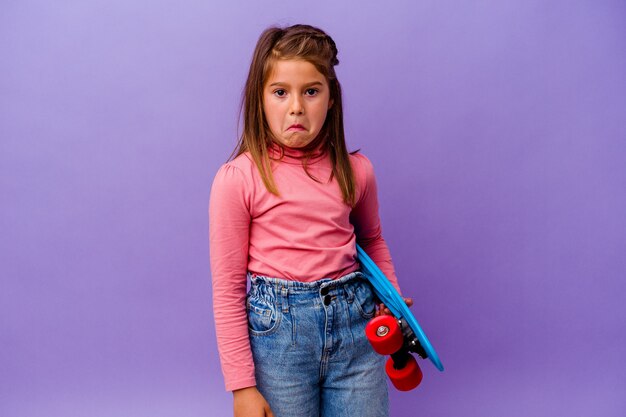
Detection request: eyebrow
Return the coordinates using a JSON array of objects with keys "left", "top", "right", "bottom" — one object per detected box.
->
[{"left": 268, "top": 81, "right": 324, "bottom": 87}]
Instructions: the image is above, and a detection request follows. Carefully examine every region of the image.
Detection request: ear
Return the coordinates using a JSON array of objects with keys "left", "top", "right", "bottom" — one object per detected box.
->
[{"left": 328, "top": 98, "right": 334, "bottom": 109}]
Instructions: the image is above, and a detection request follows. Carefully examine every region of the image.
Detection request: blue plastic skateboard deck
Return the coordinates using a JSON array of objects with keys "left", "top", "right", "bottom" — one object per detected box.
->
[{"left": 356, "top": 244, "right": 444, "bottom": 372}]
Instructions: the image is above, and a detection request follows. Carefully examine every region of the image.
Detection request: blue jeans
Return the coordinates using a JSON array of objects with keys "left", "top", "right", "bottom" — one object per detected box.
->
[{"left": 246, "top": 271, "right": 389, "bottom": 417}]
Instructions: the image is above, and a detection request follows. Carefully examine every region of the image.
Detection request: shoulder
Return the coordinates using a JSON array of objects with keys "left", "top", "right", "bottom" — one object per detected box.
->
[
  {"left": 213, "top": 152, "right": 254, "bottom": 183},
  {"left": 349, "top": 151, "right": 378, "bottom": 205},
  {"left": 218, "top": 152, "right": 255, "bottom": 174},
  {"left": 228, "top": 151, "right": 255, "bottom": 169},
  {"left": 210, "top": 152, "right": 257, "bottom": 200},
  {"left": 350, "top": 151, "right": 376, "bottom": 170},
  {"left": 349, "top": 151, "right": 376, "bottom": 181}
]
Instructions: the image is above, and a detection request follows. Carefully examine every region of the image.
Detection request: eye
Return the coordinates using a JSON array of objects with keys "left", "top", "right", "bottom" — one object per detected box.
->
[
  {"left": 305, "top": 88, "right": 319, "bottom": 96},
  {"left": 273, "top": 89, "right": 287, "bottom": 97}
]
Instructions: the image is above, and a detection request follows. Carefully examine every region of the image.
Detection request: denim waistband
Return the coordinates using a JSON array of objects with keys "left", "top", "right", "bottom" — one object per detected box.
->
[{"left": 247, "top": 270, "right": 365, "bottom": 293}]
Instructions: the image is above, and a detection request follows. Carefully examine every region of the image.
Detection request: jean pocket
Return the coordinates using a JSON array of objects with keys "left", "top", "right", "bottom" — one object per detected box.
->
[
  {"left": 247, "top": 292, "right": 282, "bottom": 336},
  {"left": 352, "top": 280, "right": 377, "bottom": 320}
]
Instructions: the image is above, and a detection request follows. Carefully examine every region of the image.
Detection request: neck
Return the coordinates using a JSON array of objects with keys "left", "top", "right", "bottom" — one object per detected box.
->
[{"left": 268, "top": 140, "right": 328, "bottom": 164}]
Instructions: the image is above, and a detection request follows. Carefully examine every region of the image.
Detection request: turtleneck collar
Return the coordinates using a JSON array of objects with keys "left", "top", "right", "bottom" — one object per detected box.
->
[{"left": 268, "top": 141, "right": 328, "bottom": 165}]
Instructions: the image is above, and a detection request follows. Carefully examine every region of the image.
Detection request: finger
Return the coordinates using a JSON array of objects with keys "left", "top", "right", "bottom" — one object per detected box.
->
[
  {"left": 378, "top": 303, "right": 393, "bottom": 316},
  {"left": 404, "top": 298, "right": 413, "bottom": 307}
]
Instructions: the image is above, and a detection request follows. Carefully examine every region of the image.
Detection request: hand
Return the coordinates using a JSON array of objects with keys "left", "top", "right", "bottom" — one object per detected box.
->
[
  {"left": 375, "top": 297, "right": 413, "bottom": 317},
  {"left": 233, "top": 386, "right": 274, "bottom": 417}
]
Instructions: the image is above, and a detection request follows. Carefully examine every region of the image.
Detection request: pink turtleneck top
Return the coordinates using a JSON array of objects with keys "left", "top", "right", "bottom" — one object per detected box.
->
[{"left": 208, "top": 145, "right": 401, "bottom": 391}]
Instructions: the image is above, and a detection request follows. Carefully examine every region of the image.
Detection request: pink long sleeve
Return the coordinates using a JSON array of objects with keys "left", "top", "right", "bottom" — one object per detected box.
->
[
  {"left": 208, "top": 149, "right": 400, "bottom": 391},
  {"left": 208, "top": 163, "right": 257, "bottom": 391},
  {"left": 350, "top": 154, "right": 398, "bottom": 285}
]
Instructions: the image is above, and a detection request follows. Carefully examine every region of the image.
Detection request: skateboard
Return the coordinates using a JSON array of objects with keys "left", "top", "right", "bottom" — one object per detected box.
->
[{"left": 356, "top": 244, "right": 444, "bottom": 391}]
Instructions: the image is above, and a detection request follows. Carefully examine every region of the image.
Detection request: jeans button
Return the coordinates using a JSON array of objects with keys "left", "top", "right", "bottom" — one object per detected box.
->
[{"left": 324, "top": 295, "right": 331, "bottom": 305}]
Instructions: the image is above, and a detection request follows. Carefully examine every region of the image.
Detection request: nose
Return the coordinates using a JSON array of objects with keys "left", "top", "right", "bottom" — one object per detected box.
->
[{"left": 289, "top": 96, "right": 304, "bottom": 115}]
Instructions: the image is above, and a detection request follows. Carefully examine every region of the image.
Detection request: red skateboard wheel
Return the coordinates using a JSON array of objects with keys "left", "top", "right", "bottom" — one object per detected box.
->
[
  {"left": 365, "top": 315, "right": 403, "bottom": 355},
  {"left": 385, "top": 355, "right": 423, "bottom": 391}
]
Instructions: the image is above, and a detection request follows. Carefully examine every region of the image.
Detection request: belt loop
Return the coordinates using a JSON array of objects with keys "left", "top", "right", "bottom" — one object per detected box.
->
[{"left": 281, "top": 286, "right": 289, "bottom": 312}]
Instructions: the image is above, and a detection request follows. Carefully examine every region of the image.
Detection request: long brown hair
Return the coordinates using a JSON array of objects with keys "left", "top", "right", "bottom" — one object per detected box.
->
[{"left": 230, "top": 24, "right": 357, "bottom": 207}]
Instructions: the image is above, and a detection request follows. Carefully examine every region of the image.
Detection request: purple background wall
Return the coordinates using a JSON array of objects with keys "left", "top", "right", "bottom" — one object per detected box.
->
[{"left": 2, "top": 1, "right": 625, "bottom": 416}]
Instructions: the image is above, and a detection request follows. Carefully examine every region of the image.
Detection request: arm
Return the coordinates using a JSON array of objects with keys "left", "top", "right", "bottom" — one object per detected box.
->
[
  {"left": 210, "top": 163, "right": 276, "bottom": 415},
  {"left": 349, "top": 154, "right": 402, "bottom": 293},
  {"left": 209, "top": 163, "right": 257, "bottom": 391}
]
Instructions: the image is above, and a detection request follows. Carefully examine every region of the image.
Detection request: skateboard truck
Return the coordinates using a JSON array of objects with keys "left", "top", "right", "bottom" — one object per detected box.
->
[
  {"left": 398, "top": 319, "right": 427, "bottom": 359},
  {"left": 357, "top": 243, "right": 444, "bottom": 391}
]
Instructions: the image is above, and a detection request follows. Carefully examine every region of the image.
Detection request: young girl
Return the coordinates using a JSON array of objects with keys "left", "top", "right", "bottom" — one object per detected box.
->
[{"left": 209, "top": 24, "right": 412, "bottom": 417}]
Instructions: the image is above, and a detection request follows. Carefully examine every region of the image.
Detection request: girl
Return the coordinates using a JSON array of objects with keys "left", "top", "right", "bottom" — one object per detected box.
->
[{"left": 209, "top": 24, "right": 412, "bottom": 417}]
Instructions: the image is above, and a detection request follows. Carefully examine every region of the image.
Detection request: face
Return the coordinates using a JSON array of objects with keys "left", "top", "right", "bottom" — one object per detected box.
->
[{"left": 263, "top": 59, "right": 333, "bottom": 148}]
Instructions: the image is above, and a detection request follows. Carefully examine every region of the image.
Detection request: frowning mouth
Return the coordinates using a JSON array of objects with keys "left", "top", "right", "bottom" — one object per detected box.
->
[{"left": 287, "top": 124, "right": 306, "bottom": 131}]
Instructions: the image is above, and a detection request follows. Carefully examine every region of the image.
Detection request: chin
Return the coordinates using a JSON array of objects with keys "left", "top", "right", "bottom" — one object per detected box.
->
[{"left": 283, "top": 139, "right": 311, "bottom": 148}]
